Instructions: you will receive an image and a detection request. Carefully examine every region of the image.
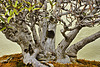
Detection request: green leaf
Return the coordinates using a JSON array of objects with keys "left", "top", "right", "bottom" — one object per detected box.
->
[
  {"left": 25, "top": 7, "right": 30, "bottom": 11},
  {"left": 0, "top": 27, "right": 6, "bottom": 31},
  {"left": 6, "top": 5, "right": 10, "bottom": 9},
  {"left": 28, "top": 6, "right": 32, "bottom": 11},
  {"left": 8, "top": 26, "right": 12, "bottom": 29},
  {"left": 38, "top": 2, "right": 42, "bottom": 6},
  {"left": 9, "top": 10, "right": 14, "bottom": 16},
  {"left": 8, "top": 0, "right": 12, "bottom": 5},
  {"left": 49, "top": 0, "right": 53, "bottom": 6},
  {"left": 48, "top": 0, "right": 54, "bottom": 9},
  {"left": 43, "top": 17, "right": 49, "bottom": 19},
  {"left": 18, "top": 8, "right": 25, "bottom": 13},
  {"left": 53, "top": 2, "right": 57, "bottom": 6},
  {"left": 27, "top": 2, "right": 31, "bottom": 6},
  {"left": 32, "top": 5, "right": 35, "bottom": 9},
  {"left": 32, "top": 3, "right": 42, "bottom": 10},
  {"left": 0, "top": 17, "right": 5, "bottom": 22},
  {"left": 7, "top": 16, "right": 13, "bottom": 23},
  {"left": 14, "top": 0, "right": 18, "bottom": 7},
  {"left": 14, "top": 9, "right": 18, "bottom": 15},
  {"left": 32, "top": 8, "right": 41, "bottom": 11},
  {"left": 22, "top": 0, "right": 31, "bottom": 6},
  {"left": 5, "top": 10, "right": 9, "bottom": 16},
  {"left": 17, "top": 3, "right": 23, "bottom": 9},
  {"left": 0, "top": 1, "right": 3, "bottom": 4},
  {"left": 22, "top": 0, "right": 26, "bottom": 3}
]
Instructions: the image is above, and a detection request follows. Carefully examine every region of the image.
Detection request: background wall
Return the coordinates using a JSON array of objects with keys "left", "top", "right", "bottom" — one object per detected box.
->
[{"left": 0, "top": 32, "right": 21, "bottom": 57}]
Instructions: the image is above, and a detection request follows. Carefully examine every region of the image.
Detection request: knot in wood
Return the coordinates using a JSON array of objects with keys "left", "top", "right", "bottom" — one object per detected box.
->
[{"left": 46, "top": 30, "right": 55, "bottom": 38}]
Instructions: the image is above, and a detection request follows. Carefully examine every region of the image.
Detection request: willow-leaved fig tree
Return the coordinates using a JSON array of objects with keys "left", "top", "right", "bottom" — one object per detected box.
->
[{"left": 0, "top": 0, "right": 100, "bottom": 67}]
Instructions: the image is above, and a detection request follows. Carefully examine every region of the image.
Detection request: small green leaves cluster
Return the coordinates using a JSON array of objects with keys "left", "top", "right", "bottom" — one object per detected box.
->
[
  {"left": 0, "top": 0, "right": 42, "bottom": 23},
  {"left": 0, "top": 27, "right": 6, "bottom": 31},
  {"left": 48, "top": 0, "right": 57, "bottom": 9},
  {"left": 22, "top": 0, "right": 42, "bottom": 12},
  {"left": 0, "top": 0, "right": 42, "bottom": 31}
]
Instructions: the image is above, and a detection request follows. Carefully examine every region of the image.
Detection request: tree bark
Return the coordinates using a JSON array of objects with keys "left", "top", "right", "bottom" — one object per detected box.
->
[
  {"left": 0, "top": 0, "right": 100, "bottom": 67},
  {"left": 44, "top": 23, "right": 56, "bottom": 52},
  {"left": 56, "top": 27, "right": 82, "bottom": 63},
  {"left": 56, "top": 27, "right": 81, "bottom": 58},
  {"left": 66, "top": 31, "right": 100, "bottom": 57}
]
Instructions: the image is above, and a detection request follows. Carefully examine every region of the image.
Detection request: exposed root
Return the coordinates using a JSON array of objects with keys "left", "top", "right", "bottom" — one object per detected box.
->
[{"left": 23, "top": 48, "right": 54, "bottom": 67}]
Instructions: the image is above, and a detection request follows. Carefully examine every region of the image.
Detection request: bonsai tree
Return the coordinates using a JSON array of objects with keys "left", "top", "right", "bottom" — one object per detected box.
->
[{"left": 0, "top": 0, "right": 100, "bottom": 67}]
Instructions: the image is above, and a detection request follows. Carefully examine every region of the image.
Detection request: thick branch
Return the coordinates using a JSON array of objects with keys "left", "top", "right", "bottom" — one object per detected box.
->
[
  {"left": 56, "top": 27, "right": 81, "bottom": 59},
  {"left": 29, "top": 12, "right": 40, "bottom": 48},
  {"left": 83, "top": 18, "right": 100, "bottom": 24},
  {"left": 23, "top": 48, "right": 47, "bottom": 67},
  {"left": 44, "top": 23, "right": 56, "bottom": 52},
  {"left": 40, "top": 0, "right": 48, "bottom": 50},
  {"left": 66, "top": 31, "right": 100, "bottom": 57}
]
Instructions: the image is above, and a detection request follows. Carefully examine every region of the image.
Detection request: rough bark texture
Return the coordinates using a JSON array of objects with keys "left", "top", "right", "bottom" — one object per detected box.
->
[
  {"left": 56, "top": 27, "right": 81, "bottom": 57},
  {"left": 66, "top": 31, "right": 100, "bottom": 57},
  {"left": 45, "top": 23, "right": 56, "bottom": 52},
  {"left": 0, "top": 0, "right": 100, "bottom": 67}
]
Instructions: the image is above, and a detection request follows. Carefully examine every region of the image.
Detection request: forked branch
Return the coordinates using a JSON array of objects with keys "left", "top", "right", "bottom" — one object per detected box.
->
[{"left": 66, "top": 31, "right": 100, "bottom": 57}]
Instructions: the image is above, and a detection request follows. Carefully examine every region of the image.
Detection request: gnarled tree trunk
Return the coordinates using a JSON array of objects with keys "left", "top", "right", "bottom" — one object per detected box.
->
[{"left": 0, "top": 0, "right": 100, "bottom": 67}]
